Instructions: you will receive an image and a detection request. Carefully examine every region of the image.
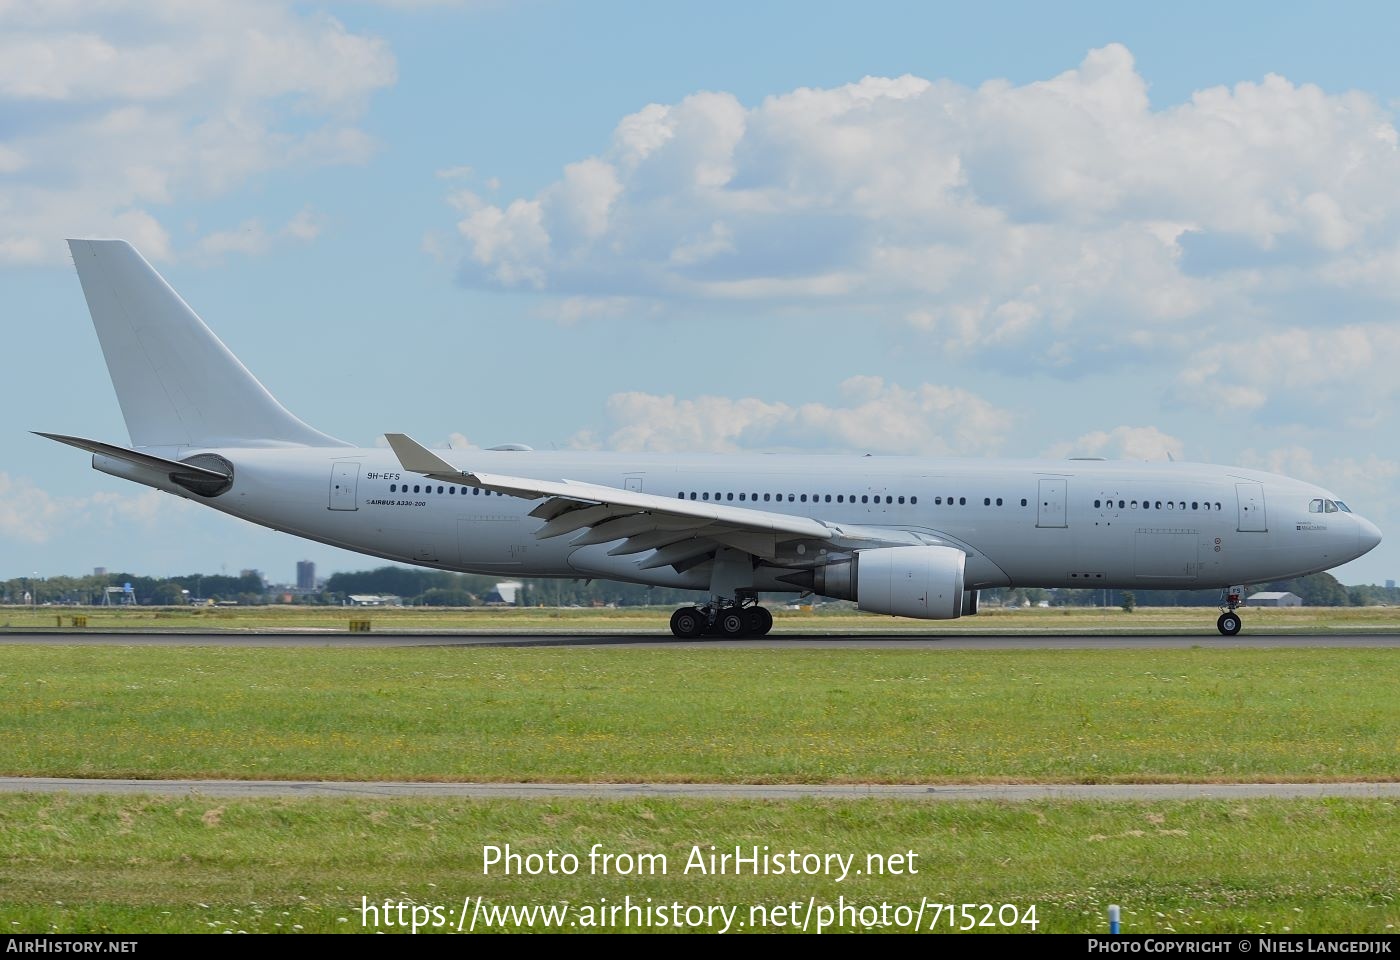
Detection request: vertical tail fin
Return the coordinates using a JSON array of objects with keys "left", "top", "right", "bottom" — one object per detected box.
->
[{"left": 68, "top": 238, "right": 348, "bottom": 449}]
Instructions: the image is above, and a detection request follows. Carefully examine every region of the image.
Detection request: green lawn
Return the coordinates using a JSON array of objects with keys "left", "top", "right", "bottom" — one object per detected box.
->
[
  {"left": 0, "top": 795, "right": 1394, "bottom": 933},
  {"left": 4, "top": 603, "right": 1400, "bottom": 633},
  {"left": 1, "top": 646, "right": 1395, "bottom": 782}
]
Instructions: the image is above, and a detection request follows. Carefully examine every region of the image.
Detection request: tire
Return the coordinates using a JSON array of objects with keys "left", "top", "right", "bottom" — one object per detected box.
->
[
  {"left": 718, "top": 610, "right": 748, "bottom": 638},
  {"left": 1216, "top": 612, "right": 1242, "bottom": 636},
  {"left": 670, "top": 607, "right": 705, "bottom": 639},
  {"left": 747, "top": 606, "right": 773, "bottom": 637}
]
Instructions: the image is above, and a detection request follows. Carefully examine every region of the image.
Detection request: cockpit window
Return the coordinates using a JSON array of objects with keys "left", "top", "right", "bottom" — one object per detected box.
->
[
  {"left": 1335, "top": 501, "right": 1352, "bottom": 513},
  {"left": 1309, "top": 499, "right": 1324, "bottom": 513},
  {"left": 1324, "top": 500, "right": 1339, "bottom": 513}
]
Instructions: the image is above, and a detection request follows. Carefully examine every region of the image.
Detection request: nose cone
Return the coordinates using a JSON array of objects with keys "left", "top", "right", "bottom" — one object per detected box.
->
[{"left": 1357, "top": 517, "right": 1382, "bottom": 557}]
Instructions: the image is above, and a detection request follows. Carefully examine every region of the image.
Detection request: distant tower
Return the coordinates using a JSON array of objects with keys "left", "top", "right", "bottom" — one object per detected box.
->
[
  {"left": 94, "top": 567, "right": 106, "bottom": 578},
  {"left": 297, "top": 560, "right": 316, "bottom": 592}
]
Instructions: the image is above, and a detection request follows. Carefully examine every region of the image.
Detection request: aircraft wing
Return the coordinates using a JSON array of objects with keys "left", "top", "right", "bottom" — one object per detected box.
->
[{"left": 386, "top": 433, "right": 835, "bottom": 565}]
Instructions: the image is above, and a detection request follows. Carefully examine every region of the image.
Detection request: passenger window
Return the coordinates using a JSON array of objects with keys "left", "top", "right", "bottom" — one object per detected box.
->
[
  {"left": 739, "top": 493, "right": 746, "bottom": 501},
  {"left": 958, "top": 497, "right": 965, "bottom": 505},
  {"left": 911, "top": 496, "right": 918, "bottom": 504},
  {"left": 861, "top": 495, "right": 868, "bottom": 504},
  {"left": 1131, "top": 500, "right": 1138, "bottom": 508},
  {"left": 837, "top": 495, "right": 844, "bottom": 503},
  {"left": 1192, "top": 501, "right": 1198, "bottom": 510},
  {"left": 898, "top": 496, "right": 905, "bottom": 504},
  {"left": 1118, "top": 500, "right": 1124, "bottom": 509},
  {"left": 1155, "top": 500, "right": 1161, "bottom": 509},
  {"left": 436, "top": 486, "right": 443, "bottom": 494},
  {"left": 1167, "top": 501, "right": 1174, "bottom": 509},
  {"left": 996, "top": 498, "right": 1002, "bottom": 506},
  {"left": 1022, "top": 498, "right": 1029, "bottom": 507},
  {"left": 1094, "top": 499, "right": 1101, "bottom": 508},
  {"left": 689, "top": 492, "right": 697, "bottom": 500},
  {"left": 413, "top": 485, "right": 420, "bottom": 493},
  {"left": 763, "top": 494, "right": 770, "bottom": 502},
  {"left": 726, "top": 493, "right": 733, "bottom": 501},
  {"left": 788, "top": 494, "right": 795, "bottom": 502},
  {"left": 390, "top": 484, "right": 396, "bottom": 493},
  {"left": 703, "top": 492, "right": 710, "bottom": 500},
  {"left": 984, "top": 497, "right": 991, "bottom": 506},
  {"left": 825, "top": 495, "right": 832, "bottom": 503},
  {"left": 935, "top": 497, "right": 942, "bottom": 505}
]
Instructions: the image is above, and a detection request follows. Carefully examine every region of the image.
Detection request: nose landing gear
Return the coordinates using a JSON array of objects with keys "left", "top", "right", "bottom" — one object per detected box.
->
[{"left": 1216, "top": 586, "right": 1245, "bottom": 636}]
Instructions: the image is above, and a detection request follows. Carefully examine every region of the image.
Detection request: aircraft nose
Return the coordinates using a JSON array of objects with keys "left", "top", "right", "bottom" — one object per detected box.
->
[{"left": 1357, "top": 517, "right": 1382, "bottom": 557}]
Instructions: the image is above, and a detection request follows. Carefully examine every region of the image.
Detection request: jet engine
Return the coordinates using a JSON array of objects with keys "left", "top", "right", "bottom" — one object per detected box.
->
[{"left": 812, "top": 545, "right": 968, "bottom": 619}]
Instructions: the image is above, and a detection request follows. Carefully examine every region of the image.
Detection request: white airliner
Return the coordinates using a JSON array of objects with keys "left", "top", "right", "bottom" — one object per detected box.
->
[{"left": 40, "top": 240, "right": 1382, "bottom": 637}]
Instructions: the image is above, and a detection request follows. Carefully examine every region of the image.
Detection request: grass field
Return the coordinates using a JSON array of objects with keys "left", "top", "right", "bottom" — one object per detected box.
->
[
  {"left": 4, "top": 603, "right": 1400, "bottom": 633},
  {"left": 2, "top": 629, "right": 1394, "bottom": 934},
  {"left": 1, "top": 794, "right": 1394, "bottom": 933},
  {"left": 1, "top": 646, "right": 1395, "bottom": 782}
]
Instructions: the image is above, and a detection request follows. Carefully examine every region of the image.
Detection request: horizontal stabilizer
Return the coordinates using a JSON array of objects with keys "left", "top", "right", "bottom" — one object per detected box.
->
[{"left": 34, "top": 432, "right": 229, "bottom": 481}]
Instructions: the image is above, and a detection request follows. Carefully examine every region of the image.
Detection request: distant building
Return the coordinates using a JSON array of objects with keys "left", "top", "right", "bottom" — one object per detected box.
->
[
  {"left": 486, "top": 581, "right": 524, "bottom": 605},
  {"left": 94, "top": 567, "right": 106, "bottom": 578},
  {"left": 347, "top": 594, "right": 401, "bottom": 607},
  {"left": 1387, "top": 580, "right": 1396, "bottom": 591},
  {"left": 1248, "top": 591, "right": 1303, "bottom": 607},
  {"left": 296, "top": 560, "right": 316, "bottom": 592}
]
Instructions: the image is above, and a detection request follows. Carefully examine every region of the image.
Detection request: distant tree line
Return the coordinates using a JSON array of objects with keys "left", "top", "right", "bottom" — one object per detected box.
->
[
  {"left": 1, "top": 567, "right": 1394, "bottom": 608},
  {"left": 981, "top": 572, "right": 1388, "bottom": 608},
  {"left": 0, "top": 571, "right": 267, "bottom": 606}
]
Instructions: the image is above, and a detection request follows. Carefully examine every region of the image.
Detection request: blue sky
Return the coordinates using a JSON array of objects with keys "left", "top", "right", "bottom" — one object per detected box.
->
[{"left": 2, "top": 1, "right": 1397, "bottom": 586}]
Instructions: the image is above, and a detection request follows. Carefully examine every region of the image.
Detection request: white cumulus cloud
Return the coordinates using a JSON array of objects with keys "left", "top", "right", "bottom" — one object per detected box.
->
[
  {"left": 1042, "top": 426, "right": 1185, "bottom": 462},
  {"left": 571, "top": 376, "right": 1012, "bottom": 456},
  {"left": 0, "top": 1, "right": 395, "bottom": 264},
  {"left": 440, "top": 44, "right": 1400, "bottom": 419}
]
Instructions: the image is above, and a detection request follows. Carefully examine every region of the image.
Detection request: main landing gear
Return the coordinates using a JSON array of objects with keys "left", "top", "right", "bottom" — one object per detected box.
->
[
  {"left": 669, "top": 601, "right": 774, "bottom": 639},
  {"left": 1216, "top": 585, "right": 1245, "bottom": 636}
]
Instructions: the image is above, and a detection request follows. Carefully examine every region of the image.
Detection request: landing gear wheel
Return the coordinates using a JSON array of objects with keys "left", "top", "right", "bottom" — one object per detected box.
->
[
  {"left": 745, "top": 607, "right": 773, "bottom": 637},
  {"left": 1216, "top": 612, "right": 1242, "bottom": 636},
  {"left": 670, "top": 607, "right": 706, "bottom": 639},
  {"left": 718, "top": 609, "right": 748, "bottom": 638}
]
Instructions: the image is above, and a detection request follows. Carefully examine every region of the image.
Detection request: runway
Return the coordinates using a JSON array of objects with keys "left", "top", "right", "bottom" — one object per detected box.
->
[
  {"left": 1, "top": 777, "right": 1396, "bottom": 801},
  {"left": 1, "top": 630, "right": 1398, "bottom": 649}
]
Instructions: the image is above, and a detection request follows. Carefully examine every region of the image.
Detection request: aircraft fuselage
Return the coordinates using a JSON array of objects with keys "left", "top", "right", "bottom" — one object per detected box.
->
[{"left": 95, "top": 445, "right": 1379, "bottom": 594}]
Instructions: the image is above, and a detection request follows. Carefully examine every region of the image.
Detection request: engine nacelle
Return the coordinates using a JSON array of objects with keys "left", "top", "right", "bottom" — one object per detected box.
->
[{"left": 812, "top": 545, "right": 967, "bottom": 619}]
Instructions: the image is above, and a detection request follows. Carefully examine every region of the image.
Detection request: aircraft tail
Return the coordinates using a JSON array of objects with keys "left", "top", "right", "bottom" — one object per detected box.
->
[{"left": 67, "top": 238, "right": 348, "bottom": 449}]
